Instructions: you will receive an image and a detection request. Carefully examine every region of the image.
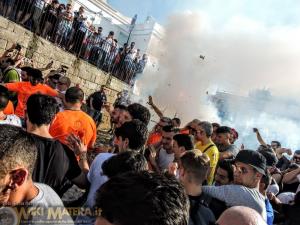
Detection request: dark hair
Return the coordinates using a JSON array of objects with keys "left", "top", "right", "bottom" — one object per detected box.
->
[
  {"left": 49, "top": 74, "right": 61, "bottom": 80},
  {"left": 95, "top": 171, "right": 189, "bottom": 225},
  {"left": 109, "top": 31, "right": 114, "bottom": 36},
  {"left": 288, "top": 163, "right": 300, "bottom": 170},
  {"left": 22, "top": 67, "right": 42, "bottom": 78},
  {"left": 162, "top": 125, "right": 179, "bottom": 133},
  {"left": 257, "top": 150, "right": 278, "bottom": 167},
  {"left": 216, "top": 126, "right": 232, "bottom": 134},
  {"left": 0, "top": 125, "right": 37, "bottom": 177},
  {"left": 271, "top": 141, "right": 281, "bottom": 148},
  {"left": 212, "top": 122, "right": 220, "bottom": 128},
  {"left": 21, "top": 66, "right": 33, "bottom": 72},
  {"left": 0, "top": 86, "right": 9, "bottom": 110},
  {"left": 173, "top": 134, "right": 193, "bottom": 151},
  {"left": 217, "top": 159, "right": 234, "bottom": 182},
  {"left": 114, "top": 119, "right": 148, "bottom": 150},
  {"left": 26, "top": 68, "right": 43, "bottom": 85},
  {"left": 160, "top": 117, "right": 173, "bottom": 125},
  {"left": 65, "top": 87, "right": 84, "bottom": 104},
  {"left": 26, "top": 94, "right": 59, "bottom": 126},
  {"left": 180, "top": 150, "right": 210, "bottom": 184},
  {"left": 127, "top": 103, "right": 150, "bottom": 125},
  {"left": 114, "top": 104, "right": 127, "bottom": 111},
  {"left": 3, "top": 58, "right": 15, "bottom": 66},
  {"left": 172, "top": 117, "right": 181, "bottom": 127},
  {"left": 257, "top": 145, "right": 273, "bottom": 153},
  {"left": 102, "top": 151, "right": 147, "bottom": 178}
]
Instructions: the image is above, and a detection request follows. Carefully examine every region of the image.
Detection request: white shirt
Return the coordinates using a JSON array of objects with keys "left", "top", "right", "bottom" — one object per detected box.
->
[
  {"left": 157, "top": 148, "right": 174, "bottom": 171},
  {"left": 125, "top": 48, "right": 137, "bottom": 61},
  {"left": 85, "top": 153, "right": 115, "bottom": 207},
  {"left": 267, "top": 183, "right": 280, "bottom": 195},
  {"left": 0, "top": 114, "right": 22, "bottom": 127}
]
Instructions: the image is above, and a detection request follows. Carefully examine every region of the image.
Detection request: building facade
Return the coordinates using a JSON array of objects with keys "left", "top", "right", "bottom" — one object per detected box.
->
[{"left": 70, "top": 0, "right": 164, "bottom": 58}]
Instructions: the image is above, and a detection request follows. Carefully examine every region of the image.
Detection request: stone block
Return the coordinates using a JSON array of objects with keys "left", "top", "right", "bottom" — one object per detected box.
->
[
  {"left": 0, "top": 16, "right": 130, "bottom": 125},
  {"left": 0, "top": 17, "right": 8, "bottom": 29},
  {"left": 0, "top": 38, "right": 7, "bottom": 49},
  {"left": 13, "top": 25, "right": 25, "bottom": 37},
  {"left": 7, "top": 22, "right": 14, "bottom": 32}
]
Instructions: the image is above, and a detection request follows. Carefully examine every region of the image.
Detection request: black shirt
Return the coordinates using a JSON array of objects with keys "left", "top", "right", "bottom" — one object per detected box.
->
[
  {"left": 276, "top": 156, "right": 291, "bottom": 171},
  {"left": 282, "top": 204, "right": 300, "bottom": 225},
  {"left": 31, "top": 134, "right": 82, "bottom": 196},
  {"left": 188, "top": 194, "right": 216, "bottom": 225},
  {"left": 89, "top": 91, "right": 107, "bottom": 111},
  {"left": 282, "top": 181, "right": 300, "bottom": 193}
]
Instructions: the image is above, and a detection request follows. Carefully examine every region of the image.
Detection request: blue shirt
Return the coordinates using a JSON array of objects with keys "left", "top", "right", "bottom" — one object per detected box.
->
[{"left": 265, "top": 198, "right": 274, "bottom": 225}]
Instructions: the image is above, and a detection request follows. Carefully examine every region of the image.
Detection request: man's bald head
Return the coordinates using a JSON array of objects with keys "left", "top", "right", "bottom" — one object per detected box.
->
[{"left": 217, "top": 206, "right": 267, "bottom": 225}]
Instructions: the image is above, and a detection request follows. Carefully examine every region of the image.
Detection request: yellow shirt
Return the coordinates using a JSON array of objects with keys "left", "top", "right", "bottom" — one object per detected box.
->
[{"left": 195, "top": 140, "right": 219, "bottom": 185}]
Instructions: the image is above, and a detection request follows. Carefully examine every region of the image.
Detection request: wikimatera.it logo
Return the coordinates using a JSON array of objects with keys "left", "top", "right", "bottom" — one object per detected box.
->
[{"left": 0, "top": 206, "right": 102, "bottom": 224}]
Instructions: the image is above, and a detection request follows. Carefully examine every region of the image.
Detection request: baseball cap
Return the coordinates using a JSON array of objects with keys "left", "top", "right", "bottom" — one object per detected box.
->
[{"left": 235, "top": 150, "right": 266, "bottom": 175}]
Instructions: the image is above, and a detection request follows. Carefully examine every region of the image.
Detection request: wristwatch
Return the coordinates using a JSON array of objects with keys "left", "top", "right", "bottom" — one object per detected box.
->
[{"left": 79, "top": 153, "right": 87, "bottom": 161}]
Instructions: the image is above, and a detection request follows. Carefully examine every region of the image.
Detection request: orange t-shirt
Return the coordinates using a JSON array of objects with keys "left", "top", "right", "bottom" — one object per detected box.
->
[
  {"left": 3, "top": 101, "right": 14, "bottom": 115},
  {"left": 5, "top": 82, "right": 58, "bottom": 118},
  {"left": 147, "top": 132, "right": 162, "bottom": 146},
  {"left": 180, "top": 129, "right": 190, "bottom": 134},
  {"left": 49, "top": 110, "right": 97, "bottom": 149}
]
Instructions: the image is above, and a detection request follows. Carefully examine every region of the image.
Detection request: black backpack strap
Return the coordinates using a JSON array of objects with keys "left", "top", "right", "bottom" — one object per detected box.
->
[
  {"left": 189, "top": 194, "right": 212, "bottom": 225},
  {"left": 203, "top": 144, "right": 215, "bottom": 154}
]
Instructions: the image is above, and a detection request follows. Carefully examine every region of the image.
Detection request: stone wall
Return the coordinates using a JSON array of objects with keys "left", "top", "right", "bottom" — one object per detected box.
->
[{"left": 0, "top": 16, "right": 130, "bottom": 130}]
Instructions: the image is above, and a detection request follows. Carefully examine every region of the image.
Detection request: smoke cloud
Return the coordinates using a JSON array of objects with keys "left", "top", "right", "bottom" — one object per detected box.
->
[{"left": 134, "top": 12, "right": 300, "bottom": 150}]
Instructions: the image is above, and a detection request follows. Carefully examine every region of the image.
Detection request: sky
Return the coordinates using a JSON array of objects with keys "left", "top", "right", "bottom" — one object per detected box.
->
[
  {"left": 124, "top": 0, "right": 300, "bottom": 149},
  {"left": 108, "top": 0, "right": 300, "bottom": 27}
]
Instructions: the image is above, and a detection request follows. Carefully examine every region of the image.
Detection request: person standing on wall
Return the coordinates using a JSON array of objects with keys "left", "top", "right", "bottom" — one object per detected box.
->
[{"left": 87, "top": 85, "right": 107, "bottom": 128}]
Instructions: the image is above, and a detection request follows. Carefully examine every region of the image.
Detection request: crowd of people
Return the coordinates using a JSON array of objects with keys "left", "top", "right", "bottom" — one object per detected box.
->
[
  {"left": 0, "top": 50, "right": 299, "bottom": 225},
  {"left": 0, "top": 0, "right": 148, "bottom": 85},
  {"left": 0, "top": 18, "right": 299, "bottom": 225}
]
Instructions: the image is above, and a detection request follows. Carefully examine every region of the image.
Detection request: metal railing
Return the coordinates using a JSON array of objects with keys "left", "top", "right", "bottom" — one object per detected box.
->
[{"left": 0, "top": 0, "right": 146, "bottom": 85}]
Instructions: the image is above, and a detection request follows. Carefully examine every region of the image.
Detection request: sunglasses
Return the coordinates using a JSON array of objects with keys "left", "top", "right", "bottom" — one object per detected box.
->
[{"left": 58, "top": 82, "right": 66, "bottom": 85}]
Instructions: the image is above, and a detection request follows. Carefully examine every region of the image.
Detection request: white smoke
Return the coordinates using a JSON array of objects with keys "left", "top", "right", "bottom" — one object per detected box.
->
[{"left": 134, "top": 12, "right": 300, "bottom": 150}]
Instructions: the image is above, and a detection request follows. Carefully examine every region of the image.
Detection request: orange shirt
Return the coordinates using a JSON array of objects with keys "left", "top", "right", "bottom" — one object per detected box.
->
[
  {"left": 3, "top": 101, "right": 14, "bottom": 115},
  {"left": 180, "top": 129, "right": 190, "bottom": 134},
  {"left": 49, "top": 110, "right": 97, "bottom": 149},
  {"left": 147, "top": 132, "right": 162, "bottom": 146},
  {"left": 5, "top": 82, "right": 58, "bottom": 118}
]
